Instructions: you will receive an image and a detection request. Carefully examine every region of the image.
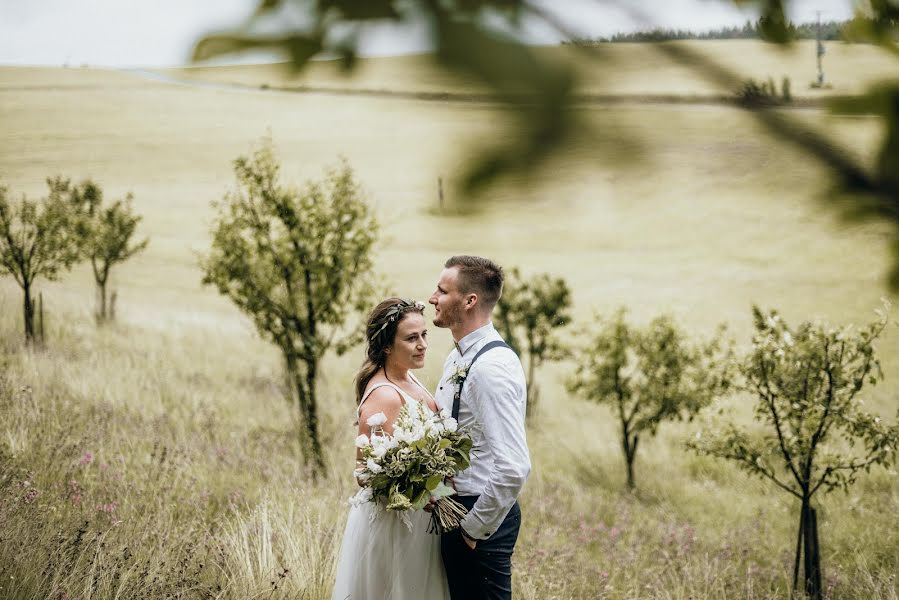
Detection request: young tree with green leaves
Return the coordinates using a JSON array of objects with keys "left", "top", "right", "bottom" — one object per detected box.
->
[
  {"left": 495, "top": 268, "right": 572, "bottom": 418},
  {"left": 0, "top": 179, "right": 82, "bottom": 344},
  {"left": 201, "top": 140, "right": 378, "bottom": 474},
  {"left": 689, "top": 305, "right": 899, "bottom": 600},
  {"left": 568, "top": 309, "right": 731, "bottom": 490},
  {"left": 64, "top": 179, "right": 149, "bottom": 322}
]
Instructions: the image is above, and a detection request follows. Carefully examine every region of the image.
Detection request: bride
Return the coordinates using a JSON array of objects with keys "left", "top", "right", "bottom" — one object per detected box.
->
[{"left": 331, "top": 297, "right": 450, "bottom": 600}]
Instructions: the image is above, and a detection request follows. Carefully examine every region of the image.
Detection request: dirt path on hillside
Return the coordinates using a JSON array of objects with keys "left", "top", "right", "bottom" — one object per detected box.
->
[{"left": 123, "top": 68, "right": 833, "bottom": 111}]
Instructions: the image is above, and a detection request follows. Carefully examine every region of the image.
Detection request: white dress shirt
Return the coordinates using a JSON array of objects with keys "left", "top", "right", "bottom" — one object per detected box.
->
[{"left": 435, "top": 322, "right": 531, "bottom": 540}]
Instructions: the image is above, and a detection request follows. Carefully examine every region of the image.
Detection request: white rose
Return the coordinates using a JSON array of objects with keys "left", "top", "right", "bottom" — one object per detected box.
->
[
  {"left": 355, "top": 434, "right": 370, "bottom": 448},
  {"left": 366, "top": 412, "right": 388, "bottom": 427},
  {"left": 426, "top": 420, "right": 443, "bottom": 438},
  {"left": 399, "top": 426, "right": 422, "bottom": 443},
  {"left": 443, "top": 419, "right": 458, "bottom": 433},
  {"left": 408, "top": 426, "right": 425, "bottom": 442},
  {"left": 366, "top": 459, "right": 383, "bottom": 473}
]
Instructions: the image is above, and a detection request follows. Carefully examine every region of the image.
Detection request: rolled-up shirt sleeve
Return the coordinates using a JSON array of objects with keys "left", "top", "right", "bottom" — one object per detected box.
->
[{"left": 460, "top": 351, "right": 531, "bottom": 539}]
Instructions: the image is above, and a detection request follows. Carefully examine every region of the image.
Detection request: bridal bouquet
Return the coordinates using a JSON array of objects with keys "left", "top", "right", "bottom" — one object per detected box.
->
[{"left": 351, "top": 402, "right": 473, "bottom": 533}]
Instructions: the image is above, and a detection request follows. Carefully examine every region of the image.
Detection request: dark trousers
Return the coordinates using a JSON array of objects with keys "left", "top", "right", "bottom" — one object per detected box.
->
[{"left": 441, "top": 496, "right": 522, "bottom": 600}]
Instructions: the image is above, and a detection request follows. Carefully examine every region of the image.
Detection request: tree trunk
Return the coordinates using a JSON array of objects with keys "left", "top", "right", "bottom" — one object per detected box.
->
[
  {"left": 99, "top": 280, "right": 107, "bottom": 322},
  {"left": 793, "top": 498, "right": 823, "bottom": 600},
  {"left": 285, "top": 348, "right": 326, "bottom": 476},
  {"left": 304, "top": 360, "right": 326, "bottom": 475},
  {"left": 525, "top": 355, "right": 539, "bottom": 419},
  {"left": 23, "top": 281, "right": 34, "bottom": 343},
  {"left": 621, "top": 425, "right": 638, "bottom": 490},
  {"left": 804, "top": 505, "right": 822, "bottom": 600},
  {"left": 286, "top": 353, "right": 310, "bottom": 457},
  {"left": 95, "top": 265, "right": 113, "bottom": 322},
  {"left": 792, "top": 499, "right": 805, "bottom": 592},
  {"left": 38, "top": 292, "right": 44, "bottom": 347},
  {"left": 525, "top": 379, "right": 539, "bottom": 420}
]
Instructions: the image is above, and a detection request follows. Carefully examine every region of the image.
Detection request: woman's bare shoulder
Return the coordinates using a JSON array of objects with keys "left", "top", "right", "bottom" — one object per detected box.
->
[{"left": 359, "top": 382, "right": 404, "bottom": 417}]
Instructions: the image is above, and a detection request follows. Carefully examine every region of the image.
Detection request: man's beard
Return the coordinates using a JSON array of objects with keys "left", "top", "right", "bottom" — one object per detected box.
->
[{"left": 433, "top": 303, "right": 462, "bottom": 328}]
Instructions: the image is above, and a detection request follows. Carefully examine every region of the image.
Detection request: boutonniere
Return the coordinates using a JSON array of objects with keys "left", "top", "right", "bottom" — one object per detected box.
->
[{"left": 450, "top": 363, "right": 471, "bottom": 387}]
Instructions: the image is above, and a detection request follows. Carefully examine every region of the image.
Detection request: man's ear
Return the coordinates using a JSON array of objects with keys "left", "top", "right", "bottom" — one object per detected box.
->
[{"left": 464, "top": 293, "right": 479, "bottom": 311}]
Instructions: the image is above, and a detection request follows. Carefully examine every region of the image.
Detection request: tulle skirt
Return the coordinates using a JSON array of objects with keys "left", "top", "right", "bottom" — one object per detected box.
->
[{"left": 332, "top": 502, "right": 450, "bottom": 600}]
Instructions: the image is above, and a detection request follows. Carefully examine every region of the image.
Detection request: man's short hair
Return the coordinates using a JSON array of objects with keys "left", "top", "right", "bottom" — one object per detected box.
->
[{"left": 445, "top": 255, "right": 504, "bottom": 310}]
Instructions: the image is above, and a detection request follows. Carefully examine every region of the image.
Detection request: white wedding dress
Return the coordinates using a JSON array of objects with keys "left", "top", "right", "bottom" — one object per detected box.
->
[{"left": 331, "top": 382, "right": 450, "bottom": 600}]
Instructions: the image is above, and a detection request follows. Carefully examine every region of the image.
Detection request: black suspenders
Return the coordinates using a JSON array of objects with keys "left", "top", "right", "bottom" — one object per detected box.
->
[{"left": 451, "top": 340, "right": 511, "bottom": 420}]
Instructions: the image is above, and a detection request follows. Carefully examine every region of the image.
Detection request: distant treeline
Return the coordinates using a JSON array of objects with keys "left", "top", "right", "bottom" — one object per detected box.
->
[{"left": 565, "top": 19, "right": 847, "bottom": 44}]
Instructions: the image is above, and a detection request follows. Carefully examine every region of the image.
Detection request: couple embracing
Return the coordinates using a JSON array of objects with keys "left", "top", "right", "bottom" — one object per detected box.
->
[{"left": 332, "top": 255, "right": 532, "bottom": 600}]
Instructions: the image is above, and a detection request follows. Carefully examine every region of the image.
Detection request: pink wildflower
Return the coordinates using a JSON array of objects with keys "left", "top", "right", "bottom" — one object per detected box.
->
[
  {"left": 67, "top": 480, "right": 82, "bottom": 505},
  {"left": 96, "top": 502, "right": 117, "bottom": 514},
  {"left": 79, "top": 452, "right": 94, "bottom": 466}
]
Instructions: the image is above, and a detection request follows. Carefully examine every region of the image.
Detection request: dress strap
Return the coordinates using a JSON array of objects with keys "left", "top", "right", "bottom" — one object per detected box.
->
[
  {"left": 408, "top": 372, "right": 433, "bottom": 401},
  {"left": 358, "top": 382, "right": 410, "bottom": 415}
]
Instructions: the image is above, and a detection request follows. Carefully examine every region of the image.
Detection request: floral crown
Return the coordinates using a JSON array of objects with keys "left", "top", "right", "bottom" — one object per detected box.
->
[{"left": 369, "top": 299, "right": 426, "bottom": 342}]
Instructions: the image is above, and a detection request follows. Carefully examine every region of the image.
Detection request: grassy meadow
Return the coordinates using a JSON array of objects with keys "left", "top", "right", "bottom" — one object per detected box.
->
[
  {"left": 1, "top": 40, "right": 898, "bottom": 599},
  {"left": 168, "top": 40, "right": 894, "bottom": 98}
]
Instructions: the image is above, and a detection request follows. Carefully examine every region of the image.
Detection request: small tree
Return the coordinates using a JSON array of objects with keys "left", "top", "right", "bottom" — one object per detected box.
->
[
  {"left": 689, "top": 305, "right": 899, "bottom": 600},
  {"left": 64, "top": 179, "right": 149, "bottom": 322},
  {"left": 568, "top": 309, "right": 731, "bottom": 490},
  {"left": 495, "top": 268, "right": 572, "bottom": 418},
  {"left": 201, "top": 140, "right": 378, "bottom": 473},
  {"left": 781, "top": 76, "right": 793, "bottom": 103},
  {"left": 0, "top": 179, "right": 82, "bottom": 344}
]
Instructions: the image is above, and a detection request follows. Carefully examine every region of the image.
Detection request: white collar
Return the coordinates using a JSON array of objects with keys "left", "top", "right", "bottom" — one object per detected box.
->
[{"left": 455, "top": 322, "right": 496, "bottom": 357}]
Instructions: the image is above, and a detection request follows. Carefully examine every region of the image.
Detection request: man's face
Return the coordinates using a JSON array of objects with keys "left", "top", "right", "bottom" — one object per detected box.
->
[{"left": 428, "top": 267, "right": 466, "bottom": 329}]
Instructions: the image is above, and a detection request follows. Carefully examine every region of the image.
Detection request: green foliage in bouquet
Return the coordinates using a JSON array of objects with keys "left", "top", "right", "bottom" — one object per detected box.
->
[{"left": 354, "top": 403, "right": 473, "bottom": 532}]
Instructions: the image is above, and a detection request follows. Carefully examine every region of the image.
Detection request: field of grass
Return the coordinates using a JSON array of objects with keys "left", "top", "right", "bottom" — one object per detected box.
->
[
  {"left": 1, "top": 40, "right": 898, "bottom": 599},
  {"left": 170, "top": 40, "right": 896, "bottom": 99}
]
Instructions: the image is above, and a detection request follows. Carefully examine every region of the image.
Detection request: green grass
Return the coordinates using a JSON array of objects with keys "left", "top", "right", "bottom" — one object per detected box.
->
[{"left": 1, "top": 40, "right": 898, "bottom": 598}]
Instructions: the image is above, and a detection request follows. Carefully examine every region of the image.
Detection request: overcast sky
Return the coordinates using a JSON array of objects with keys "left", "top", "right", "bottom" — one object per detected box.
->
[{"left": 0, "top": 0, "right": 856, "bottom": 68}]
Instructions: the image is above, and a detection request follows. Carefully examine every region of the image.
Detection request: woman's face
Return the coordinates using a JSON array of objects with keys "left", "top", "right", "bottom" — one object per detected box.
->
[{"left": 387, "top": 312, "right": 428, "bottom": 370}]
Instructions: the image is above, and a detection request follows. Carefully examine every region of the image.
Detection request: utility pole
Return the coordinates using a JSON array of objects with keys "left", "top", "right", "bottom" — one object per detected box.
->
[{"left": 815, "top": 11, "right": 826, "bottom": 86}]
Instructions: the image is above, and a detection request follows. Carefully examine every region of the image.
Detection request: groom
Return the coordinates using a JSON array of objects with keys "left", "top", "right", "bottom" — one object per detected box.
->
[{"left": 430, "top": 255, "right": 531, "bottom": 600}]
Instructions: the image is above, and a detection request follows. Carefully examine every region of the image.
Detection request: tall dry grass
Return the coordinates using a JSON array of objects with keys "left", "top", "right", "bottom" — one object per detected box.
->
[{"left": 1, "top": 296, "right": 896, "bottom": 599}]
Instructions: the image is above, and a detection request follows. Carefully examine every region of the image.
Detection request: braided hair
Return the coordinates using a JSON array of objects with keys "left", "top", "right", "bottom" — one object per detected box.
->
[{"left": 354, "top": 297, "right": 426, "bottom": 405}]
